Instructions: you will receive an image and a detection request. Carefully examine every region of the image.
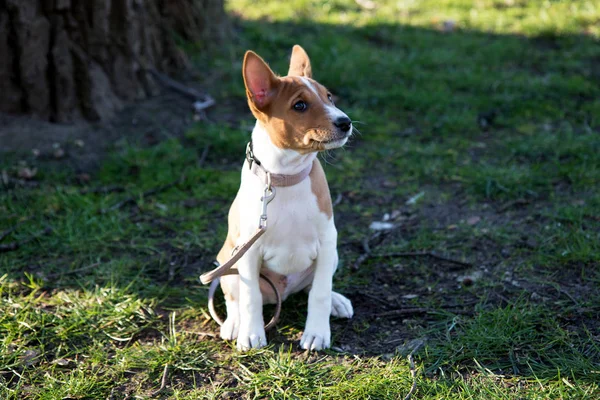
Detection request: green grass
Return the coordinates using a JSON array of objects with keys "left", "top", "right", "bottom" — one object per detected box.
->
[{"left": 1, "top": 0, "right": 600, "bottom": 398}]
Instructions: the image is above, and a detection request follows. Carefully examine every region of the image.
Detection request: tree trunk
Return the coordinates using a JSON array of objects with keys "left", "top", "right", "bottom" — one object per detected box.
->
[{"left": 0, "top": 0, "right": 227, "bottom": 122}]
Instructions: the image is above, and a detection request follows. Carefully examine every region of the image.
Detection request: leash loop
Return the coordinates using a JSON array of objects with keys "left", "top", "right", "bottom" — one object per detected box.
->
[{"left": 208, "top": 273, "right": 282, "bottom": 332}]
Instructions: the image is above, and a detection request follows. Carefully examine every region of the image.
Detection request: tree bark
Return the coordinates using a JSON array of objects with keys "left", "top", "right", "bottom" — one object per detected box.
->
[{"left": 0, "top": 0, "right": 227, "bottom": 122}]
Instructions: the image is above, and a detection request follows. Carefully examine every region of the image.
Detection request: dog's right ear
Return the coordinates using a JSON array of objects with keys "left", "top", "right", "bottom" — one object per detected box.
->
[
  {"left": 243, "top": 51, "right": 279, "bottom": 110},
  {"left": 287, "top": 45, "right": 312, "bottom": 78}
]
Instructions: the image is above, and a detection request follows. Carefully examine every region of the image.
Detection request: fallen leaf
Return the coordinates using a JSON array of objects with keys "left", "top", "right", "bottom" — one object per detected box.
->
[
  {"left": 456, "top": 270, "right": 483, "bottom": 285},
  {"left": 406, "top": 191, "right": 425, "bottom": 205},
  {"left": 182, "top": 198, "right": 202, "bottom": 208},
  {"left": 18, "top": 167, "right": 37, "bottom": 180},
  {"left": 19, "top": 349, "right": 40, "bottom": 366},
  {"left": 382, "top": 180, "right": 397, "bottom": 188},
  {"left": 53, "top": 148, "right": 66, "bottom": 159},
  {"left": 467, "top": 216, "right": 481, "bottom": 225},
  {"left": 396, "top": 338, "right": 426, "bottom": 356},
  {"left": 369, "top": 221, "right": 395, "bottom": 231},
  {"left": 76, "top": 173, "right": 91, "bottom": 183}
]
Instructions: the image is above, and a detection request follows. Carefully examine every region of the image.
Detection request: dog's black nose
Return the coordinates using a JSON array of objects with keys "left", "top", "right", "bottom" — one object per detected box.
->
[{"left": 334, "top": 116, "right": 352, "bottom": 133}]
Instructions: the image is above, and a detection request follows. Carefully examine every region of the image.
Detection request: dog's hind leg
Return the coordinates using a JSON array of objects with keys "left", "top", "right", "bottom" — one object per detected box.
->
[
  {"left": 219, "top": 274, "right": 240, "bottom": 340},
  {"left": 331, "top": 291, "right": 353, "bottom": 318}
]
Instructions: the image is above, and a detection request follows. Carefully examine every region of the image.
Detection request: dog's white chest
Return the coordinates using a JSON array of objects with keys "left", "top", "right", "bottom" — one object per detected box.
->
[
  {"left": 238, "top": 172, "right": 331, "bottom": 276},
  {"left": 262, "top": 205, "right": 320, "bottom": 275}
]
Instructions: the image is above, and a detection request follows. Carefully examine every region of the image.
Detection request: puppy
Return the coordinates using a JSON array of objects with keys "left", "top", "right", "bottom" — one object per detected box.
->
[{"left": 215, "top": 45, "right": 353, "bottom": 351}]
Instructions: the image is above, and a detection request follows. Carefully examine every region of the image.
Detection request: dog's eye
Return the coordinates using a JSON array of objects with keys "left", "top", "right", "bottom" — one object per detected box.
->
[
  {"left": 293, "top": 101, "right": 307, "bottom": 112},
  {"left": 327, "top": 93, "right": 334, "bottom": 104}
]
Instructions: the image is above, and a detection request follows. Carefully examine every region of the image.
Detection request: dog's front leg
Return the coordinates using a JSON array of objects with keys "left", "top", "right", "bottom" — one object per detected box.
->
[
  {"left": 236, "top": 247, "right": 266, "bottom": 350},
  {"left": 300, "top": 235, "right": 336, "bottom": 351}
]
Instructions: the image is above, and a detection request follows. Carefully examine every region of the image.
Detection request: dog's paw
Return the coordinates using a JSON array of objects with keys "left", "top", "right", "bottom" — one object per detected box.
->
[
  {"left": 331, "top": 291, "right": 353, "bottom": 319},
  {"left": 300, "top": 327, "right": 331, "bottom": 351},
  {"left": 220, "top": 315, "right": 239, "bottom": 341},
  {"left": 236, "top": 325, "right": 267, "bottom": 351}
]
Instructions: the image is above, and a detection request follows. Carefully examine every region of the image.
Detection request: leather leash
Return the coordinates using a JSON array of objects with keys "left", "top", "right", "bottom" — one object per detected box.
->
[{"left": 200, "top": 141, "right": 313, "bottom": 331}]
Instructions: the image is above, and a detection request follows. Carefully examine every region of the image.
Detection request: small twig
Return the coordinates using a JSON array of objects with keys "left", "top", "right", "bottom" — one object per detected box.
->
[
  {"left": 101, "top": 178, "right": 183, "bottom": 213},
  {"left": 403, "top": 341, "right": 424, "bottom": 400},
  {"left": 361, "top": 236, "right": 372, "bottom": 254},
  {"left": 193, "top": 98, "right": 216, "bottom": 113},
  {"left": 370, "top": 251, "right": 472, "bottom": 268},
  {"left": 0, "top": 226, "right": 52, "bottom": 253},
  {"left": 80, "top": 185, "right": 125, "bottom": 195},
  {"left": 374, "top": 308, "right": 430, "bottom": 317},
  {"left": 103, "top": 198, "right": 135, "bottom": 213},
  {"left": 0, "top": 217, "right": 34, "bottom": 242},
  {"left": 493, "top": 291, "right": 514, "bottom": 306},
  {"left": 148, "top": 69, "right": 216, "bottom": 110},
  {"left": 45, "top": 262, "right": 101, "bottom": 279},
  {"left": 360, "top": 292, "right": 390, "bottom": 306},
  {"left": 180, "top": 330, "right": 217, "bottom": 338},
  {"left": 332, "top": 193, "right": 343, "bottom": 208},
  {"left": 374, "top": 308, "right": 472, "bottom": 318},
  {"left": 198, "top": 145, "right": 210, "bottom": 167},
  {"left": 151, "top": 364, "right": 169, "bottom": 397},
  {"left": 352, "top": 231, "right": 385, "bottom": 271},
  {"left": 1, "top": 177, "right": 40, "bottom": 189},
  {"left": 497, "top": 198, "right": 529, "bottom": 213},
  {"left": 558, "top": 287, "right": 580, "bottom": 307},
  {"left": 352, "top": 252, "right": 370, "bottom": 270}
]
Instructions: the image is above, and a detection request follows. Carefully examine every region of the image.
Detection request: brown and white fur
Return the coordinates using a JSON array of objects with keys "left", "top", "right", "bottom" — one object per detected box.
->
[{"left": 216, "top": 45, "right": 353, "bottom": 351}]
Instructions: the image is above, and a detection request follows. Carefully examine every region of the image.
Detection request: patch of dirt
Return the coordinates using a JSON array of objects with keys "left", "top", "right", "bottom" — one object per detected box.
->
[
  {"left": 320, "top": 183, "right": 600, "bottom": 356},
  {"left": 0, "top": 88, "right": 198, "bottom": 174}
]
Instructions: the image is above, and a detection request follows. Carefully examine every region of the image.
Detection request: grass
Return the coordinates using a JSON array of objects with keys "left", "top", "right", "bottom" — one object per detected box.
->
[{"left": 1, "top": 0, "right": 600, "bottom": 398}]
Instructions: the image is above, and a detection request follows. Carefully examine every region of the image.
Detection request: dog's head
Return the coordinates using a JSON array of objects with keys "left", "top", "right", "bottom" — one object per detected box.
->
[{"left": 243, "top": 45, "right": 352, "bottom": 153}]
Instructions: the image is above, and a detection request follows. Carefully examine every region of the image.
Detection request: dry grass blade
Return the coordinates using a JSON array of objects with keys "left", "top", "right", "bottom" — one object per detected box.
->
[
  {"left": 80, "top": 185, "right": 125, "bottom": 195},
  {"left": 151, "top": 364, "right": 169, "bottom": 397},
  {"left": 101, "top": 177, "right": 184, "bottom": 213},
  {"left": 371, "top": 251, "right": 472, "bottom": 268},
  {"left": 403, "top": 340, "right": 424, "bottom": 400}
]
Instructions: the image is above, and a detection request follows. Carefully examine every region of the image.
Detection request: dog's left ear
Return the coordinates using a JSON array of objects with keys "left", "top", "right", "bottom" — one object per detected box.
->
[
  {"left": 243, "top": 51, "right": 279, "bottom": 110},
  {"left": 287, "top": 45, "right": 312, "bottom": 78}
]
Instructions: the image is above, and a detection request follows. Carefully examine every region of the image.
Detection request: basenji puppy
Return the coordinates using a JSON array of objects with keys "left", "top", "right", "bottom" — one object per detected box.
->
[{"left": 215, "top": 45, "right": 353, "bottom": 351}]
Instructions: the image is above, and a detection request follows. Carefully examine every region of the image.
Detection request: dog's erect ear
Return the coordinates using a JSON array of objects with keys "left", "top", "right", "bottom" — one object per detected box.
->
[
  {"left": 287, "top": 45, "right": 312, "bottom": 78},
  {"left": 243, "top": 51, "right": 279, "bottom": 109}
]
